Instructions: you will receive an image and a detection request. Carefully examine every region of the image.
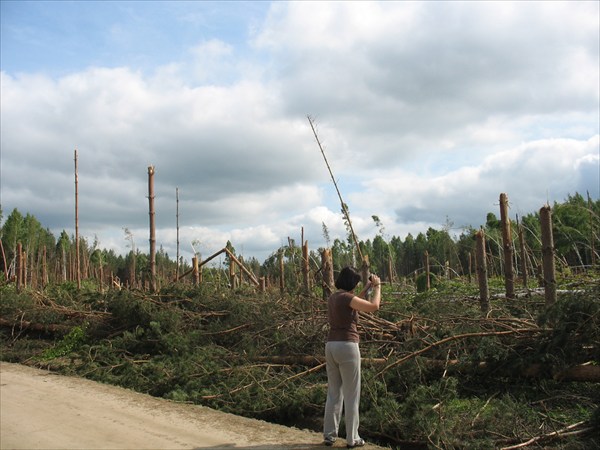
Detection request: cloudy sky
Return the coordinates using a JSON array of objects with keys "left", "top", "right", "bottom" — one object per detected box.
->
[{"left": 1, "top": 1, "right": 599, "bottom": 264}]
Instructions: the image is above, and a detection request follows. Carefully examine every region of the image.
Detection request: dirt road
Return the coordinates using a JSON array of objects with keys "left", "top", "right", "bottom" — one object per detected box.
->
[{"left": 0, "top": 362, "right": 382, "bottom": 450}]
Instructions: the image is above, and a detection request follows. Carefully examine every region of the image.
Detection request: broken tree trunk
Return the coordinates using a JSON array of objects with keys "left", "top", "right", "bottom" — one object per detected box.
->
[
  {"left": 476, "top": 230, "right": 489, "bottom": 313},
  {"left": 500, "top": 193, "right": 515, "bottom": 298},
  {"left": 517, "top": 216, "right": 529, "bottom": 291},
  {"left": 302, "top": 236, "right": 310, "bottom": 293},
  {"left": 321, "top": 248, "right": 334, "bottom": 300},
  {"left": 192, "top": 256, "right": 199, "bottom": 286},
  {"left": 16, "top": 242, "right": 23, "bottom": 292},
  {"left": 224, "top": 248, "right": 259, "bottom": 286},
  {"left": 279, "top": 250, "right": 285, "bottom": 293},
  {"left": 540, "top": 205, "right": 557, "bottom": 307},
  {"left": 424, "top": 251, "right": 431, "bottom": 291}
]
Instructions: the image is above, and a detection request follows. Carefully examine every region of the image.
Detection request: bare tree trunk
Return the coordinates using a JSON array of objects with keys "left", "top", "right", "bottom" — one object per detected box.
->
[
  {"left": 192, "top": 256, "right": 199, "bottom": 286},
  {"left": 499, "top": 193, "right": 515, "bottom": 299},
  {"left": 256, "top": 276, "right": 264, "bottom": 292},
  {"left": 517, "top": 216, "right": 528, "bottom": 291},
  {"left": 588, "top": 191, "right": 596, "bottom": 267},
  {"left": 74, "top": 149, "right": 81, "bottom": 290},
  {"left": 16, "top": 242, "right": 22, "bottom": 293},
  {"left": 224, "top": 248, "right": 259, "bottom": 286},
  {"left": 148, "top": 166, "right": 157, "bottom": 292},
  {"left": 467, "top": 252, "right": 472, "bottom": 284},
  {"left": 229, "top": 258, "right": 236, "bottom": 289},
  {"left": 279, "top": 250, "right": 285, "bottom": 293},
  {"left": 23, "top": 249, "right": 28, "bottom": 289},
  {"left": 176, "top": 187, "right": 180, "bottom": 280},
  {"left": 42, "top": 245, "right": 48, "bottom": 289},
  {"left": 61, "top": 246, "right": 67, "bottom": 283},
  {"left": 424, "top": 250, "right": 431, "bottom": 291},
  {"left": 540, "top": 205, "right": 557, "bottom": 307},
  {"left": 99, "top": 261, "right": 104, "bottom": 293},
  {"left": 321, "top": 248, "right": 334, "bottom": 300},
  {"left": 31, "top": 250, "right": 38, "bottom": 290},
  {"left": 361, "top": 255, "right": 370, "bottom": 286},
  {"left": 302, "top": 238, "right": 310, "bottom": 293},
  {"left": 476, "top": 230, "right": 489, "bottom": 313}
]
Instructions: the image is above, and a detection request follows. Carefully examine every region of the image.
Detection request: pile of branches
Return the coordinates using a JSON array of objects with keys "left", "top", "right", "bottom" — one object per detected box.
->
[{"left": 1, "top": 276, "right": 599, "bottom": 449}]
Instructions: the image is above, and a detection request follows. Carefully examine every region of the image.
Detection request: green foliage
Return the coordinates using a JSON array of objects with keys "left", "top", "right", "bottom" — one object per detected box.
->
[{"left": 42, "top": 325, "right": 86, "bottom": 360}]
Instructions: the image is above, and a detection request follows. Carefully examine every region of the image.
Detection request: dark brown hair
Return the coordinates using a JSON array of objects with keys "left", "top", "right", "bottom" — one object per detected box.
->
[{"left": 335, "top": 266, "right": 362, "bottom": 291}]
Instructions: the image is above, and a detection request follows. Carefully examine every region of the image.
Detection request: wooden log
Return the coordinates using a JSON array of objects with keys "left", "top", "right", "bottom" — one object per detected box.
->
[{"left": 0, "top": 317, "right": 70, "bottom": 334}]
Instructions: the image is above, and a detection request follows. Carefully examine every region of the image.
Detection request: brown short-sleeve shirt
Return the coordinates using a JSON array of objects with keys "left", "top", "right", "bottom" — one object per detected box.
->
[{"left": 327, "top": 290, "right": 359, "bottom": 343}]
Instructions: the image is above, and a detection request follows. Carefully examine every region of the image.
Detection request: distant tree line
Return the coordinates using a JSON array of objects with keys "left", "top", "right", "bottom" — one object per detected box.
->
[
  {"left": 262, "top": 192, "right": 599, "bottom": 288},
  {"left": 1, "top": 192, "right": 598, "bottom": 291}
]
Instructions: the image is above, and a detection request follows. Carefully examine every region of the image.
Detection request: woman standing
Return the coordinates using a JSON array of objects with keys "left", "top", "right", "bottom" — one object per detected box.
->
[{"left": 323, "top": 266, "right": 381, "bottom": 448}]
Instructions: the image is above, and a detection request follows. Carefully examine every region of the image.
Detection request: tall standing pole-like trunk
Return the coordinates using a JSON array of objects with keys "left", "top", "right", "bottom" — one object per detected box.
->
[
  {"left": 148, "top": 166, "right": 156, "bottom": 292},
  {"left": 16, "top": 242, "right": 23, "bottom": 293},
  {"left": 588, "top": 191, "right": 596, "bottom": 267},
  {"left": 74, "top": 149, "right": 81, "bottom": 290},
  {"left": 499, "top": 193, "right": 514, "bottom": 299},
  {"left": 176, "top": 187, "right": 180, "bottom": 281},
  {"left": 0, "top": 240, "right": 8, "bottom": 281},
  {"left": 61, "top": 245, "right": 67, "bottom": 282},
  {"left": 424, "top": 250, "right": 431, "bottom": 291},
  {"left": 42, "top": 245, "right": 48, "bottom": 289},
  {"left": 540, "top": 205, "right": 557, "bottom": 307},
  {"left": 476, "top": 230, "right": 489, "bottom": 313}
]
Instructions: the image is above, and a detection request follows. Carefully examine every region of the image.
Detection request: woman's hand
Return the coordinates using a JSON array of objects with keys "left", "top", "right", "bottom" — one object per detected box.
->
[
  {"left": 369, "top": 274, "right": 381, "bottom": 289},
  {"left": 351, "top": 274, "right": 382, "bottom": 312}
]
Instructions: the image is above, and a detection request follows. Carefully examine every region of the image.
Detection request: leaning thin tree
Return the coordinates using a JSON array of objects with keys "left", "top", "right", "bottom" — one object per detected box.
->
[{"left": 307, "top": 115, "right": 369, "bottom": 279}]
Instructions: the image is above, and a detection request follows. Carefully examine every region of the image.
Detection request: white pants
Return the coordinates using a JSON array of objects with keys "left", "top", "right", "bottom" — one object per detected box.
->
[{"left": 323, "top": 341, "right": 361, "bottom": 445}]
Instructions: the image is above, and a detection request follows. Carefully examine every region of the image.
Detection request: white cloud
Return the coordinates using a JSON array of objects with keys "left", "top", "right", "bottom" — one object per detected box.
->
[{"left": 1, "top": 1, "right": 598, "bottom": 264}]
